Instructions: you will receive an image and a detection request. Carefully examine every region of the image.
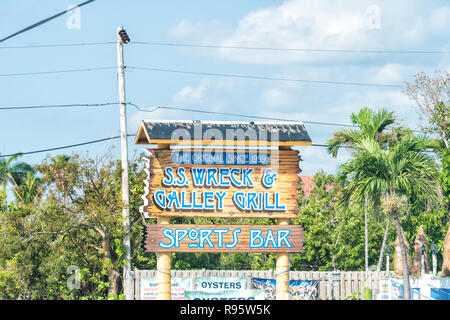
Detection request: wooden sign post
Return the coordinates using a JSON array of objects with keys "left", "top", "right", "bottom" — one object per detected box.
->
[
  {"left": 156, "top": 216, "right": 171, "bottom": 300},
  {"left": 135, "top": 120, "right": 312, "bottom": 300}
]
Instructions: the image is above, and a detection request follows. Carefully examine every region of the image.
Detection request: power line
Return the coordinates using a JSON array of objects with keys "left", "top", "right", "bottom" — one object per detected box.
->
[
  {"left": 0, "top": 135, "right": 121, "bottom": 158},
  {"left": 131, "top": 41, "right": 450, "bottom": 55},
  {"left": 0, "top": 102, "right": 119, "bottom": 110},
  {"left": 0, "top": 101, "right": 417, "bottom": 131},
  {"left": 1, "top": 40, "right": 448, "bottom": 55},
  {"left": 129, "top": 103, "right": 422, "bottom": 133},
  {"left": 0, "top": 101, "right": 422, "bottom": 132},
  {"left": 0, "top": 133, "right": 333, "bottom": 158},
  {"left": 0, "top": 66, "right": 116, "bottom": 77},
  {"left": 128, "top": 66, "right": 402, "bottom": 88},
  {"left": 0, "top": 0, "right": 96, "bottom": 43},
  {"left": 0, "top": 42, "right": 115, "bottom": 49},
  {"left": 127, "top": 103, "right": 357, "bottom": 128},
  {"left": 0, "top": 65, "right": 401, "bottom": 88}
]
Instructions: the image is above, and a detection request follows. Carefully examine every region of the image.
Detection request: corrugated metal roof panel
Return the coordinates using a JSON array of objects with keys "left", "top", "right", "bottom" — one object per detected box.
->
[{"left": 135, "top": 120, "right": 312, "bottom": 146}]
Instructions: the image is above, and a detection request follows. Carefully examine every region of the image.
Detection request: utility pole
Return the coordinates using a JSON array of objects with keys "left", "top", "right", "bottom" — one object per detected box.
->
[{"left": 117, "top": 26, "right": 133, "bottom": 300}]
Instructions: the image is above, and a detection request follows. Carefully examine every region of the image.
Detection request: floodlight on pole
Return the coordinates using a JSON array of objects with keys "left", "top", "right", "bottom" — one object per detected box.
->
[{"left": 118, "top": 29, "right": 130, "bottom": 44}]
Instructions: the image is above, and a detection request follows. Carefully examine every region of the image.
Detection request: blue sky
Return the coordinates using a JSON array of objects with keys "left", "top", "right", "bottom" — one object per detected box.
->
[{"left": 0, "top": 0, "right": 449, "bottom": 185}]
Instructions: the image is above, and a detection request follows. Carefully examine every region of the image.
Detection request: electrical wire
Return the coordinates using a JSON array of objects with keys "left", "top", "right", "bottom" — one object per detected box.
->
[
  {"left": 0, "top": 134, "right": 334, "bottom": 158},
  {"left": 127, "top": 103, "right": 357, "bottom": 128},
  {"left": 0, "top": 134, "right": 133, "bottom": 158},
  {"left": 130, "top": 41, "right": 450, "bottom": 55},
  {"left": 128, "top": 66, "right": 402, "bottom": 88},
  {"left": 0, "top": 0, "right": 96, "bottom": 43},
  {"left": 0, "top": 102, "right": 119, "bottom": 110},
  {"left": 0, "top": 42, "right": 115, "bottom": 49},
  {"left": 0, "top": 66, "right": 116, "bottom": 77},
  {"left": 1, "top": 40, "right": 448, "bottom": 55},
  {"left": 0, "top": 101, "right": 423, "bottom": 133},
  {"left": 0, "top": 64, "right": 400, "bottom": 88},
  {"left": 129, "top": 103, "right": 423, "bottom": 133},
  {"left": 0, "top": 101, "right": 424, "bottom": 158}
]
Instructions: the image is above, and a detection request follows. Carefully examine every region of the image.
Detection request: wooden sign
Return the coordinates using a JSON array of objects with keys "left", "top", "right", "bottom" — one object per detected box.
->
[
  {"left": 142, "top": 224, "right": 304, "bottom": 253},
  {"left": 141, "top": 149, "right": 301, "bottom": 219}
]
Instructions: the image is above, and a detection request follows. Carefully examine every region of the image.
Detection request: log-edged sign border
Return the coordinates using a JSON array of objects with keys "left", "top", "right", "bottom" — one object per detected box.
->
[{"left": 142, "top": 224, "right": 304, "bottom": 253}]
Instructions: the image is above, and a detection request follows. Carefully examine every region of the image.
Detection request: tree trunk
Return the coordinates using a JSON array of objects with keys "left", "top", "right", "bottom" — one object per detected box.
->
[
  {"left": 377, "top": 218, "right": 391, "bottom": 272},
  {"left": 392, "top": 212, "right": 411, "bottom": 300},
  {"left": 102, "top": 230, "right": 121, "bottom": 297},
  {"left": 365, "top": 195, "right": 369, "bottom": 277},
  {"left": 442, "top": 225, "right": 450, "bottom": 277},
  {"left": 411, "top": 226, "right": 430, "bottom": 276}
]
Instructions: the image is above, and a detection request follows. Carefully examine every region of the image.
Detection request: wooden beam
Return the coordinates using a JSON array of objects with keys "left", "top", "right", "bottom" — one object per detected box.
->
[
  {"left": 156, "top": 216, "right": 171, "bottom": 300},
  {"left": 276, "top": 218, "right": 290, "bottom": 300}
]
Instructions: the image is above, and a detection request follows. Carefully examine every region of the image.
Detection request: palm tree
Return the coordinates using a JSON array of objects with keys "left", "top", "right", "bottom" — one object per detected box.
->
[
  {"left": 337, "top": 135, "right": 441, "bottom": 300},
  {"left": 326, "top": 107, "right": 397, "bottom": 157},
  {"left": 13, "top": 170, "right": 42, "bottom": 204},
  {"left": 327, "top": 107, "right": 399, "bottom": 276},
  {"left": 0, "top": 153, "right": 34, "bottom": 197}
]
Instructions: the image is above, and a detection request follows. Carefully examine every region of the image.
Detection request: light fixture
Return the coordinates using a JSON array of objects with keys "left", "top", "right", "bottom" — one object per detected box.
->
[{"left": 119, "top": 29, "right": 130, "bottom": 44}]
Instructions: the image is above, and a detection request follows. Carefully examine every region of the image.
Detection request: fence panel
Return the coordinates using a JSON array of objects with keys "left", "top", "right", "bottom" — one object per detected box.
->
[{"left": 132, "top": 270, "right": 386, "bottom": 300}]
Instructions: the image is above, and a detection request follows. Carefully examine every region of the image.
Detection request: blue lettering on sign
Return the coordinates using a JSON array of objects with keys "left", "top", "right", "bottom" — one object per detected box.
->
[
  {"left": 249, "top": 228, "right": 293, "bottom": 249},
  {"left": 162, "top": 167, "right": 189, "bottom": 186},
  {"left": 172, "top": 151, "right": 270, "bottom": 165},
  {"left": 159, "top": 228, "right": 175, "bottom": 248},
  {"left": 213, "top": 228, "right": 229, "bottom": 248},
  {"left": 233, "top": 192, "right": 285, "bottom": 211},
  {"left": 199, "top": 280, "right": 243, "bottom": 290},
  {"left": 158, "top": 227, "right": 293, "bottom": 250},
  {"left": 156, "top": 189, "right": 286, "bottom": 211}
]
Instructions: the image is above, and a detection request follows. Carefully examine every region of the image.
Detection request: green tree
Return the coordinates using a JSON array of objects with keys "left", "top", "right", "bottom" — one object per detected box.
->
[
  {"left": 404, "top": 70, "right": 449, "bottom": 150},
  {"left": 326, "top": 107, "right": 407, "bottom": 274},
  {"left": 13, "top": 170, "right": 42, "bottom": 204},
  {"left": 0, "top": 153, "right": 34, "bottom": 196},
  {"left": 326, "top": 107, "right": 397, "bottom": 158},
  {"left": 290, "top": 170, "right": 386, "bottom": 271},
  {"left": 405, "top": 72, "right": 449, "bottom": 273},
  {"left": 337, "top": 135, "right": 442, "bottom": 299}
]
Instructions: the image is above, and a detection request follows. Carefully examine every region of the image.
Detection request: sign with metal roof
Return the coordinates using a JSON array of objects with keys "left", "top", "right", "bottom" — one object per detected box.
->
[{"left": 134, "top": 120, "right": 312, "bottom": 146}]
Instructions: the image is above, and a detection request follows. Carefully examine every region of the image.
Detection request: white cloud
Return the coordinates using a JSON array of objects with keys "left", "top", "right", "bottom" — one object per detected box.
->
[
  {"left": 428, "top": 6, "right": 450, "bottom": 35},
  {"left": 169, "top": 19, "right": 231, "bottom": 43},
  {"left": 172, "top": 79, "right": 209, "bottom": 104},
  {"left": 260, "top": 88, "right": 294, "bottom": 109},
  {"left": 169, "top": 0, "right": 449, "bottom": 65},
  {"left": 159, "top": 0, "right": 447, "bottom": 173}
]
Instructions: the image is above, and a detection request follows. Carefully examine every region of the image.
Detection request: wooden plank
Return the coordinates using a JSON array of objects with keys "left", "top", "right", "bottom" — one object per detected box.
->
[
  {"left": 134, "top": 271, "right": 140, "bottom": 300},
  {"left": 141, "top": 149, "right": 301, "bottom": 219},
  {"left": 143, "top": 224, "right": 304, "bottom": 253},
  {"left": 347, "top": 273, "right": 353, "bottom": 299}
]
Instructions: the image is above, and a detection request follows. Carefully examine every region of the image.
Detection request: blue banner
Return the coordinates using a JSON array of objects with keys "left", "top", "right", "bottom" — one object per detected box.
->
[
  {"left": 171, "top": 151, "right": 270, "bottom": 165},
  {"left": 251, "top": 278, "right": 318, "bottom": 300}
]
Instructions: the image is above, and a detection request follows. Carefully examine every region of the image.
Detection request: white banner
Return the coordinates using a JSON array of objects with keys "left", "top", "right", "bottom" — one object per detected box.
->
[{"left": 140, "top": 277, "right": 192, "bottom": 300}]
